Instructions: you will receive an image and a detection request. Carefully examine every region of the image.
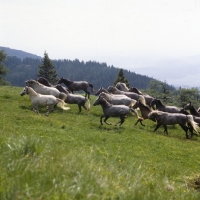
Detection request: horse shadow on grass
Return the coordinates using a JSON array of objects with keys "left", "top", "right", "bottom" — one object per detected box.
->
[{"left": 92, "top": 123, "right": 126, "bottom": 134}]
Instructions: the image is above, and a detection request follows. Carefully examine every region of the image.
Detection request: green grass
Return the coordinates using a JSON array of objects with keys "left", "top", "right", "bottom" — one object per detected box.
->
[{"left": 1, "top": 86, "right": 200, "bottom": 199}]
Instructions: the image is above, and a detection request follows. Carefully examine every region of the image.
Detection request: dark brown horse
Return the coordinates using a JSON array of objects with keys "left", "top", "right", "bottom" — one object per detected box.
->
[
  {"left": 37, "top": 77, "right": 53, "bottom": 87},
  {"left": 150, "top": 98, "right": 180, "bottom": 113},
  {"left": 58, "top": 77, "right": 95, "bottom": 99},
  {"left": 184, "top": 102, "right": 200, "bottom": 117}
]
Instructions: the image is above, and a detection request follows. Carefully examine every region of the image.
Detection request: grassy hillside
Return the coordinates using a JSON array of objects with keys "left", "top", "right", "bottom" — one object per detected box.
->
[{"left": 0, "top": 86, "right": 200, "bottom": 199}]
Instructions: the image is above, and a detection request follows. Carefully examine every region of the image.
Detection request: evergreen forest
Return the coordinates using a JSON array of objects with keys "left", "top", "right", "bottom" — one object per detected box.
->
[{"left": 4, "top": 56, "right": 175, "bottom": 91}]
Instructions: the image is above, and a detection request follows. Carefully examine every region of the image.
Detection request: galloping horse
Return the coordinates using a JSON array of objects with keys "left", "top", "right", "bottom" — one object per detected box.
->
[
  {"left": 55, "top": 84, "right": 90, "bottom": 114},
  {"left": 184, "top": 102, "right": 200, "bottom": 117},
  {"left": 57, "top": 77, "right": 95, "bottom": 99},
  {"left": 148, "top": 110, "right": 199, "bottom": 139},
  {"left": 25, "top": 79, "right": 67, "bottom": 101},
  {"left": 150, "top": 98, "right": 180, "bottom": 113},
  {"left": 20, "top": 86, "right": 70, "bottom": 115},
  {"left": 93, "top": 96, "right": 142, "bottom": 126},
  {"left": 132, "top": 96, "right": 153, "bottom": 126}
]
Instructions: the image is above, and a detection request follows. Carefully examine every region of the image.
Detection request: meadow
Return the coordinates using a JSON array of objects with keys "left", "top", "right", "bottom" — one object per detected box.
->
[{"left": 0, "top": 86, "right": 200, "bottom": 200}]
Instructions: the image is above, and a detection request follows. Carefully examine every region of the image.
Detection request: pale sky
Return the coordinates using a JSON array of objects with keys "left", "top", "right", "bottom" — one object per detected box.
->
[{"left": 1, "top": 0, "right": 200, "bottom": 70}]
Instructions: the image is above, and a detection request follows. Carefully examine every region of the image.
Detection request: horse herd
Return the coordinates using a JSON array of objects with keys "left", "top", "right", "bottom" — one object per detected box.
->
[{"left": 20, "top": 77, "right": 200, "bottom": 139}]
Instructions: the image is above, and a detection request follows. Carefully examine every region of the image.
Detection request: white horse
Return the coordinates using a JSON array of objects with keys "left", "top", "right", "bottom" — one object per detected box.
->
[
  {"left": 25, "top": 79, "right": 67, "bottom": 101},
  {"left": 107, "top": 86, "right": 146, "bottom": 104},
  {"left": 99, "top": 92, "right": 137, "bottom": 107},
  {"left": 20, "top": 86, "right": 70, "bottom": 115},
  {"left": 115, "top": 82, "right": 129, "bottom": 92}
]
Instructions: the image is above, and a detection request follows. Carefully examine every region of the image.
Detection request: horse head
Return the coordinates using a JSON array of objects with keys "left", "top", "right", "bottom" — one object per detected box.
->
[
  {"left": 93, "top": 96, "right": 109, "bottom": 107},
  {"left": 20, "top": 86, "right": 29, "bottom": 96}
]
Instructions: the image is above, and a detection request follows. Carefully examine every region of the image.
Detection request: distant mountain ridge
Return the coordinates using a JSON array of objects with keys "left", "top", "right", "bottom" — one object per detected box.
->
[
  {"left": 131, "top": 55, "right": 200, "bottom": 89},
  {"left": 0, "top": 46, "right": 41, "bottom": 60}
]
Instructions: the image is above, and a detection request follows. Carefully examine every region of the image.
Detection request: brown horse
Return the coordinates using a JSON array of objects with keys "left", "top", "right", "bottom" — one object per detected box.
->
[
  {"left": 58, "top": 77, "right": 95, "bottom": 99},
  {"left": 184, "top": 102, "right": 200, "bottom": 117},
  {"left": 132, "top": 96, "right": 153, "bottom": 126}
]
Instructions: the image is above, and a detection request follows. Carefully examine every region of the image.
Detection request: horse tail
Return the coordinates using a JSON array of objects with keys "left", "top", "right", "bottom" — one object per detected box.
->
[
  {"left": 138, "top": 95, "right": 146, "bottom": 105},
  {"left": 129, "top": 99, "right": 137, "bottom": 107},
  {"left": 59, "top": 92, "right": 67, "bottom": 101},
  {"left": 187, "top": 115, "right": 199, "bottom": 135},
  {"left": 89, "top": 83, "right": 95, "bottom": 92},
  {"left": 57, "top": 98, "right": 70, "bottom": 111},
  {"left": 85, "top": 97, "right": 91, "bottom": 112},
  {"left": 130, "top": 108, "right": 144, "bottom": 120}
]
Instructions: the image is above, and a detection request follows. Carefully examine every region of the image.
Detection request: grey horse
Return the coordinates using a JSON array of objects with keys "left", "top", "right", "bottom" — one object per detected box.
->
[
  {"left": 93, "top": 96, "right": 143, "bottom": 126},
  {"left": 148, "top": 110, "right": 199, "bottom": 139}
]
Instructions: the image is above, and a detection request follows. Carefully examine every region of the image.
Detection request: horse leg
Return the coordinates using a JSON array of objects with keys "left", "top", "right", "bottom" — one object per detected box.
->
[
  {"left": 115, "top": 116, "right": 125, "bottom": 126},
  {"left": 100, "top": 115, "right": 105, "bottom": 125},
  {"left": 45, "top": 105, "right": 54, "bottom": 116},
  {"left": 135, "top": 119, "right": 139, "bottom": 125},
  {"left": 134, "top": 119, "right": 145, "bottom": 126},
  {"left": 153, "top": 123, "right": 162, "bottom": 132},
  {"left": 85, "top": 91, "right": 90, "bottom": 99},
  {"left": 104, "top": 116, "right": 112, "bottom": 125},
  {"left": 187, "top": 124, "right": 194, "bottom": 138},
  {"left": 78, "top": 105, "right": 82, "bottom": 113},
  {"left": 32, "top": 105, "right": 40, "bottom": 115},
  {"left": 179, "top": 125, "right": 190, "bottom": 139},
  {"left": 163, "top": 125, "right": 168, "bottom": 134}
]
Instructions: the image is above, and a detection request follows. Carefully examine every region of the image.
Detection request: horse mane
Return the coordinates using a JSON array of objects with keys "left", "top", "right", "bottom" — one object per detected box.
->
[
  {"left": 156, "top": 99, "right": 165, "bottom": 106},
  {"left": 138, "top": 95, "right": 146, "bottom": 105},
  {"left": 38, "top": 77, "right": 52, "bottom": 86},
  {"left": 27, "top": 86, "right": 37, "bottom": 96},
  {"left": 99, "top": 92, "right": 111, "bottom": 101},
  {"left": 116, "top": 82, "right": 129, "bottom": 90},
  {"left": 61, "top": 78, "right": 73, "bottom": 84},
  {"left": 130, "top": 87, "right": 143, "bottom": 95}
]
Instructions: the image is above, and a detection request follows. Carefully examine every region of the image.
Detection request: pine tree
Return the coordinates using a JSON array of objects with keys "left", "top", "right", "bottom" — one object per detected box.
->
[
  {"left": 38, "top": 51, "right": 58, "bottom": 84},
  {"left": 113, "top": 68, "right": 130, "bottom": 87},
  {"left": 0, "top": 50, "right": 9, "bottom": 85}
]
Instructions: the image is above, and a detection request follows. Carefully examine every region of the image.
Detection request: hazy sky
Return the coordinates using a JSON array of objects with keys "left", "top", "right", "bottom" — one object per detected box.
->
[{"left": 1, "top": 0, "right": 200, "bottom": 69}]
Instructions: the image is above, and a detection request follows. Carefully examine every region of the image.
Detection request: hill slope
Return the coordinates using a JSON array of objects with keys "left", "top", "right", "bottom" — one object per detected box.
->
[
  {"left": 0, "top": 46, "right": 41, "bottom": 60},
  {"left": 0, "top": 86, "right": 200, "bottom": 199}
]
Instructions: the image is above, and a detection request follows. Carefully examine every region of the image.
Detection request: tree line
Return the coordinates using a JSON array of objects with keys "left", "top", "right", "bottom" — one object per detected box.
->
[{"left": 4, "top": 52, "right": 174, "bottom": 90}]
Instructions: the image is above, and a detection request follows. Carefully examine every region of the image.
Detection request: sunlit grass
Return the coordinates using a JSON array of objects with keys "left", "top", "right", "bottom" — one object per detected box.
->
[{"left": 0, "top": 86, "right": 200, "bottom": 199}]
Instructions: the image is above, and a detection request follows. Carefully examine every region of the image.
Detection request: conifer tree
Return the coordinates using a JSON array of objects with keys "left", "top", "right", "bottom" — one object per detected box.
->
[
  {"left": 114, "top": 68, "right": 130, "bottom": 87},
  {"left": 38, "top": 51, "right": 58, "bottom": 84},
  {"left": 0, "top": 50, "right": 9, "bottom": 85}
]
